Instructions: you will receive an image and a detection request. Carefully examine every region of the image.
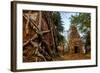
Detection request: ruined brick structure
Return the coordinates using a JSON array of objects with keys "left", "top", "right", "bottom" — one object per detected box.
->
[{"left": 67, "top": 25, "right": 83, "bottom": 54}]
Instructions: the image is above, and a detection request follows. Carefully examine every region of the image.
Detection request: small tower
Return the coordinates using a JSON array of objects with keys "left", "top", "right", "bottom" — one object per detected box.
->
[{"left": 67, "top": 25, "right": 83, "bottom": 54}]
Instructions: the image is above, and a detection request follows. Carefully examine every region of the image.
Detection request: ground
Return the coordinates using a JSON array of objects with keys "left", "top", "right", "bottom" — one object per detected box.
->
[{"left": 53, "top": 53, "right": 91, "bottom": 61}]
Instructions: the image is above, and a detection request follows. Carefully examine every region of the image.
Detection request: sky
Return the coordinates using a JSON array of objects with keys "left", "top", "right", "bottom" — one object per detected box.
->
[{"left": 60, "top": 12, "right": 77, "bottom": 41}]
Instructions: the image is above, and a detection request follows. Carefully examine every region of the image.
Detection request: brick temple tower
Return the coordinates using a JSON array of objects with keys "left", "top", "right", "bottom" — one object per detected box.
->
[{"left": 67, "top": 25, "right": 84, "bottom": 54}]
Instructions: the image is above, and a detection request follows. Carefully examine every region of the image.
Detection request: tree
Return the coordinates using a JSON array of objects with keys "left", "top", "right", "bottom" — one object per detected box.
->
[
  {"left": 70, "top": 13, "right": 90, "bottom": 33},
  {"left": 70, "top": 13, "right": 91, "bottom": 47},
  {"left": 51, "top": 12, "right": 65, "bottom": 44}
]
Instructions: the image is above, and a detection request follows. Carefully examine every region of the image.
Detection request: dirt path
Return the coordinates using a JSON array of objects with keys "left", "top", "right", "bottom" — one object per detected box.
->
[{"left": 54, "top": 53, "right": 91, "bottom": 61}]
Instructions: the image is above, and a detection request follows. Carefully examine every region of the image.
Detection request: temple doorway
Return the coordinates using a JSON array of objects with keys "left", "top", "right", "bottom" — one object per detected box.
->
[{"left": 74, "top": 46, "right": 79, "bottom": 53}]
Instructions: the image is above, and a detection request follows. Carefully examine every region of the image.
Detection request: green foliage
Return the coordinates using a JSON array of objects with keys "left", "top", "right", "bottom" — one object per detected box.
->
[
  {"left": 57, "top": 32, "right": 66, "bottom": 43},
  {"left": 52, "top": 12, "right": 64, "bottom": 32},
  {"left": 70, "top": 13, "right": 91, "bottom": 33},
  {"left": 85, "top": 31, "right": 91, "bottom": 46},
  {"left": 52, "top": 12, "right": 65, "bottom": 44},
  {"left": 70, "top": 13, "right": 91, "bottom": 46}
]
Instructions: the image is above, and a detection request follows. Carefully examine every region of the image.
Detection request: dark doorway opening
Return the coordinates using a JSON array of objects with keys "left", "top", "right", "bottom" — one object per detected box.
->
[{"left": 74, "top": 46, "right": 79, "bottom": 53}]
